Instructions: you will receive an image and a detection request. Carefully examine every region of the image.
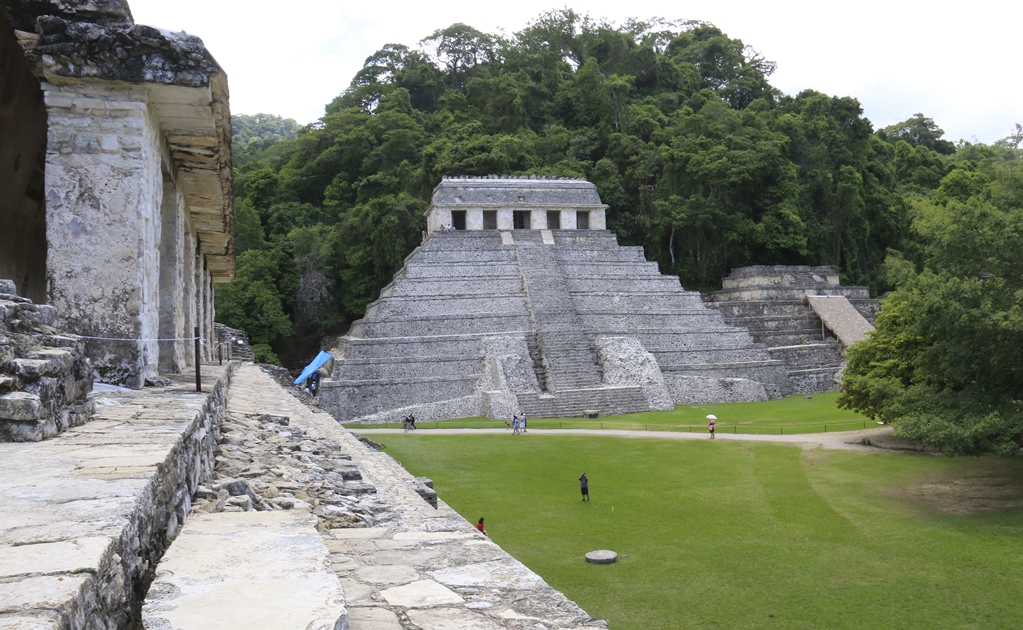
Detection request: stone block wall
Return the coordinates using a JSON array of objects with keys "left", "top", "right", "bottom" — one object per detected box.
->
[{"left": 0, "top": 279, "right": 93, "bottom": 441}]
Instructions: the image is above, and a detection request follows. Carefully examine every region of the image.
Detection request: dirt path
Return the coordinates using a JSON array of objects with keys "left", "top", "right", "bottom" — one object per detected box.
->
[{"left": 353, "top": 425, "right": 929, "bottom": 453}]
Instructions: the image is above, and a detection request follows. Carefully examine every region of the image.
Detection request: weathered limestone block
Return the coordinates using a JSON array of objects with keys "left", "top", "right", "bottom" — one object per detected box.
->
[
  {"left": 477, "top": 335, "right": 539, "bottom": 394},
  {"left": 0, "top": 283, "right": 94, "bottom": 441},
  {"left": 0, "top": 391, "right": 42, "bottom": 420},
  {"left": 595, "top": 336, "right": 674, "bottom": 411}
]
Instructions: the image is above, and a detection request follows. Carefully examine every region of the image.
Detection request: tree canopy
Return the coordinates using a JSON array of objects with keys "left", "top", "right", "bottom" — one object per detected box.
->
[{"left": 838, "top": 149, "right": 1023, "bottom": 455}]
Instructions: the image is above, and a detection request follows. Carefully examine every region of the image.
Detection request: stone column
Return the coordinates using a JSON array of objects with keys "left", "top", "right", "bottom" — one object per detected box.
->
[
  {"left": 43, "top": 79, "right": 163, "bottom": 388},
  {"left": 181, "top": 228, "right": 196, "bottom": 367},
  {"left": 158, "top": 174, "right": 187, "bottom": 373},
  {"left": 497, "top": 209, "right": 513, "bottom": 230}
]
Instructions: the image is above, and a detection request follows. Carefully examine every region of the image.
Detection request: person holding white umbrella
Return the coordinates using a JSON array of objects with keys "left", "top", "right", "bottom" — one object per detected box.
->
[{"left": 707, "top": 415, "right": 717, "bottom": 439}]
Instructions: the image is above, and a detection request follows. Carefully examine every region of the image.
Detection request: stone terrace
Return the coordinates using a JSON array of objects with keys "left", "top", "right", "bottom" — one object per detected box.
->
[{"left": 0, "top": 365, "right": 233, "bottom": 629}]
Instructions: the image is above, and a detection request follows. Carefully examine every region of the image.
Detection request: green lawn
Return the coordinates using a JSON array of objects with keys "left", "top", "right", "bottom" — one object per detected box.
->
[
  {"left": 380, "top": 434, "right": 1023, "bottom": 629},
  {"left": 352, "top": 392, "right": 872, "bottom": 434}
]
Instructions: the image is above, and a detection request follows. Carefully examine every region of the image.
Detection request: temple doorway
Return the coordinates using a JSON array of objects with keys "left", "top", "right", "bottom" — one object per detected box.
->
[
  {"left": 0, "top": 14, "right": 48, "bottom": 302},
  {"left": 513, "top": 210, "right": 530, "bottom": 229},
  {"left": 451, "top": 210, "right": 466, "bottom": 230}
]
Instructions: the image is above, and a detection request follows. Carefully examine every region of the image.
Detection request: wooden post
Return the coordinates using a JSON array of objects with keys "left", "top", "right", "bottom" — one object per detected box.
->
[{"left": 194, "top": 326, "right": 201, "bottom": 392}]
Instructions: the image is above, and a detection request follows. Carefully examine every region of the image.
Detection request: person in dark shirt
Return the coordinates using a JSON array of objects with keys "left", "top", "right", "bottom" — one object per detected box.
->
[
  {"left": 579, "top": 473, "right": 589, "bottom": 501},
  {"left": 476, "top": 517, "right": 487, "bottom": 535}
]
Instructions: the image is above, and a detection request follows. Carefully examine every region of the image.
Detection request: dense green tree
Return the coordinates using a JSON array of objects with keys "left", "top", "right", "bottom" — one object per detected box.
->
[
  {"left": 232, "top": 114, "right": 303, "bottom": 166},
  {"left": 215, "top": 249, "right": 294, "bottom": 349},
  {"left": 839, "top": 159, "right": 1023, "bottom": 455}
]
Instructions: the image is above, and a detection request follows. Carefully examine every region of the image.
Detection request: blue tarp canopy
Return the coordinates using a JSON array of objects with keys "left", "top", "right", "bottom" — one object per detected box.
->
[{"left": 294, "top": 350, "right": 333, "bottom": 385}]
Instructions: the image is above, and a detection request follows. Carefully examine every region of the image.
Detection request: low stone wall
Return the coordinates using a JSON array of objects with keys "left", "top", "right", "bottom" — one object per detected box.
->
[{"left": 0, "top": 364, "right": 236, "bottom": 628}]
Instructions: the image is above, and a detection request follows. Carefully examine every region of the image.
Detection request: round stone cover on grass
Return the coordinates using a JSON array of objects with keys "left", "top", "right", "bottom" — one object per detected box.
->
[{"left": 585, "top": 550, "right": 618, "bottom": 564}]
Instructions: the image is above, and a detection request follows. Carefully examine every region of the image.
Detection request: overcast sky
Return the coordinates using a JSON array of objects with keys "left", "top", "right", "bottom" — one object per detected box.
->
[{"left": 129, "top": 0, "right": 1021, "bottom": 145}]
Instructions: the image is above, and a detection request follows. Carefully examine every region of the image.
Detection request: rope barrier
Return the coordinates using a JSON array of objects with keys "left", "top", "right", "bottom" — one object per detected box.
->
[{"left": 75, "top": 335, "right": 201, "bottom": 342}]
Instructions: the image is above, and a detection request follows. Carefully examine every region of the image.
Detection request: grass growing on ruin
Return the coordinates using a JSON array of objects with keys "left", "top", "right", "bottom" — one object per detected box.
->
[
  {"left": 354, "top": 392, "right": 870, "bottom": 434},
  {"left": 381, "top": 434, "right": 1023, "bottom": 629}
]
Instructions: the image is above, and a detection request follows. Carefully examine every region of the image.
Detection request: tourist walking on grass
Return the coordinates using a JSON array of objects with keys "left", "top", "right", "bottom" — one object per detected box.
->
[
  {"left": 476, "top": 517, "right": 487, "bottom": 535},
  {"left": 403, "top": 415, "right": 409, "bottom": 432},
  {"left": 521, "top": 414, "right": 527, "bottom": 433},
  {"left": 512, "top": 415, "right": 520, "bottom": 435},
  {"left": 707, "top": 414, "right": 716, "bottom": 439},
  {"left": 579, "top": 472, "right": 589, "bottom": 501},
  {"left": 409, "top": 414, "right": 416, "bottom": 431}
]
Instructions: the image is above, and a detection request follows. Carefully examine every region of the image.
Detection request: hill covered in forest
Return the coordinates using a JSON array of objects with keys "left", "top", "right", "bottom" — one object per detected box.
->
[{"left": 216, "top": 10, "right": 1022, "bottom": 367}]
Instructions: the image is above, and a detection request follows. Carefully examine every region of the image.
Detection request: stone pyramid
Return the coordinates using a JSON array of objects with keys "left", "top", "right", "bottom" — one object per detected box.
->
[{"left": 319, "top": 177, "right": 788, "bottom": 422}]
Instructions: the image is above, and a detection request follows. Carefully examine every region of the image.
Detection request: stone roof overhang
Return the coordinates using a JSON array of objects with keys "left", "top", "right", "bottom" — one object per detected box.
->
[
  {"left": 430, "top": 176, "right": 608, "bottom": 208},
  {"left": 4, "top": 0, "right": 235, "bottom": 281}
]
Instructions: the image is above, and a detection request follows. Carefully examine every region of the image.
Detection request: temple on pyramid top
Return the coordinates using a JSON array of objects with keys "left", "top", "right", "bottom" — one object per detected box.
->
[{"left": 427, "top": 176, "right": 607, "bottom": 232}]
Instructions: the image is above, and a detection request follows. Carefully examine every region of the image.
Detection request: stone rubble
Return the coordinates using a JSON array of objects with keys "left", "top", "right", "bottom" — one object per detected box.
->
[
  {"left": 218, "top": 363, "right": 608, "bottom": 630},
  {"left": 193, "top": 409, "right": 396, "bottom": 531}
]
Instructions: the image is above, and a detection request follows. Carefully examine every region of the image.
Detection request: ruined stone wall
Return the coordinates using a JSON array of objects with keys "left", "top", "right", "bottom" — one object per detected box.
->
[
  {"left": 0, "top": 364, "right": 235, "bottom": 628},
  {"left": 2, "top": 0, "right": 234, "bottom": 387}
]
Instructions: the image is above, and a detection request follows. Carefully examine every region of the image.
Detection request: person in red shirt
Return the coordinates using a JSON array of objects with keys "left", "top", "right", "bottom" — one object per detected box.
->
[{"left": 476, "top": 517, "right": 487, "bottom": 535}]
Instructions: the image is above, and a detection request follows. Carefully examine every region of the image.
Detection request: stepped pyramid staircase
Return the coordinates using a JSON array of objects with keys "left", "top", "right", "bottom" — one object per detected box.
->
[
  {"left": 319, "top": 230, "right": 789, "bottom": 422},
  {"left": 703, "top": 266, "right": 879, "bottom": 393}
]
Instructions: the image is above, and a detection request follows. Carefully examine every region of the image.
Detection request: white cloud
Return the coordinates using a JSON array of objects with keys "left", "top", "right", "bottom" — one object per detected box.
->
[{"left": 128, "top": 0, "right": 1022, "bottom": 143}]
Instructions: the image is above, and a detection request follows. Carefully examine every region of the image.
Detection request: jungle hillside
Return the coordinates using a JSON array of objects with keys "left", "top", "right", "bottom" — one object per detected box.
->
[{"left": 216, "top": 12, "right": 1023, "bottom": 416}]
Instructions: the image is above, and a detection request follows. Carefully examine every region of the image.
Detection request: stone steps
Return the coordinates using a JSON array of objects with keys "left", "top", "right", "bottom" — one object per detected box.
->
[
  {"left": 515, "top": 242, "right": 604, "bottom": 392},
  {"left": 349, "top": 313, "right": 531, "bottom": 338},
  {"left": 517, "top": 385, "right": 650, "bottom": 418},
  {"left": 334, "top": 356, "right": 478, "bottom": 381},
  {"left": 368, "top": 294, "right": 528, "bottom": 318}
]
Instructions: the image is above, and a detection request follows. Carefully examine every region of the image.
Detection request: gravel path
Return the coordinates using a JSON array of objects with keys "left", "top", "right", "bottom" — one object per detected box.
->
[{"left": 353, "top": 425, "right": 926, "bottom": 453}]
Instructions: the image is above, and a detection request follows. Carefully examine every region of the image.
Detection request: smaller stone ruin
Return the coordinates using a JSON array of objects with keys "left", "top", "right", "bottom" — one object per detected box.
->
[
  {"left": 704, "top": 265, "right": 879, "bottom": 393},
  {"left": 0, "top": 279, "right": 93, "bottom": 441},
  {"left": 214, "top": 322, "right": 255, "bottom": 362}
]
